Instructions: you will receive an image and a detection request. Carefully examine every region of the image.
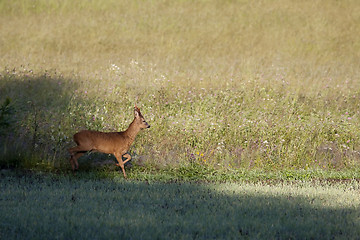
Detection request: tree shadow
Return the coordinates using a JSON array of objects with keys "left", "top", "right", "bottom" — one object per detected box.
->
[
  {"left": 1, "top": 172, "right": 358, "bottom": 239},
  {"left": 0, "top": 68, "right": 78, "bottom": 168},
  {"left": 111, "top": 181, "right": 359, "bottom": 239},
  {"left": 0, "top": 68, "right": 143, "bottom": 170}
]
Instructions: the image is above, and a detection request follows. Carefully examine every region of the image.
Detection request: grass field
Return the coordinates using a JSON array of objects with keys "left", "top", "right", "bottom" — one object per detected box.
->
[
  {"left": 1, "top": 1, "right": 360, "bottom": 238},
  {"left": 1, "top": 171, "right": 360, "bottom": 239},
  {"left": 1, "top": 0, "right": 360, "bottom": 176}
]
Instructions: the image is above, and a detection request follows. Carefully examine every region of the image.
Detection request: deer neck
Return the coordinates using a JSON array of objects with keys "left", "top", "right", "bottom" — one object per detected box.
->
[{"left": 124, "top": 118, "right": 140, "bottom": 142}]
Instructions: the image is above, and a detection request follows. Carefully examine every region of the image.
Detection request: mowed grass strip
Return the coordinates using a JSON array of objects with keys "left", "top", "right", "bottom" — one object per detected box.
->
[{"left": 1, "top": 171, "right": 359, "bottom": 239}]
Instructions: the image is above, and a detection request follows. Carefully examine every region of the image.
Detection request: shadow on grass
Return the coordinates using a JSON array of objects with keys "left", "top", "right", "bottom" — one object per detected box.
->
[
  {"left": 0, "top": 171, "right": 358, "bottom": 239},
  {"left": 0, "top": 68, "right": 144, "bottom": 171},
  {"left": 0, "top": 68, "right": 78, "bottom": 169}
]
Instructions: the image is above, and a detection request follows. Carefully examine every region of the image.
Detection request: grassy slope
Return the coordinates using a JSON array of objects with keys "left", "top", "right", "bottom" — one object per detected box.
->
[
  {"left": 1, "top": 171, "right": 359, "bottom": 239},
  {"left": 1, "top": 0, "right": 360, "bottom": 176}
]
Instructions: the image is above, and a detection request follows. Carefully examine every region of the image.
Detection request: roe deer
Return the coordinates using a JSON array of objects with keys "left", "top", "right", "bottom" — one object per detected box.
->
[{"left": 68, "top": 105, "right": 150, "bottom": 178}]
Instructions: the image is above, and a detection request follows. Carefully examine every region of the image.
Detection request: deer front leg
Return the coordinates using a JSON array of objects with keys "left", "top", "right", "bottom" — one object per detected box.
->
[
  {"left": 114, "top": 153, "right": 127, "bottom": 178},
  {"left": 115, "top": 153, "right": 132, "bottom": 166},
  {"left": 122, "top": 153, "right": 132, "bottom": 164}
]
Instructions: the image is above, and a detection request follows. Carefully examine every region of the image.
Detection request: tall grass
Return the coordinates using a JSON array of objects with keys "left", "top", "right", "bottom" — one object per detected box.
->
[{"left": 1, "top": 0, "right": 360, "bottom": 175}]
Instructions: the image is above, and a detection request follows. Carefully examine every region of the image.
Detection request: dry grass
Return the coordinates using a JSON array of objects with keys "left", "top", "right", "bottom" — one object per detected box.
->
[
  {"left": 1, "top": 0, "right": 360, "bottom": 173},
  {"left": 1, "top": 0, "right": 359, "bottom": 88}
]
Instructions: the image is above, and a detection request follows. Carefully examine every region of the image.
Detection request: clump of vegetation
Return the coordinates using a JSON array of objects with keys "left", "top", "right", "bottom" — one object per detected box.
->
[{"left": 0, "top": 97, "right": 13, "bottom": 134}]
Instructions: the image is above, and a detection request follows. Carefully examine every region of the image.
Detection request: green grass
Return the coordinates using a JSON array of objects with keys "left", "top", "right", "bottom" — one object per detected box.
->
[
  {"left": 1, "top": 170, "right": 359, "bottom": 239},
  {"left": 126, "top": 165, "right": 360, "bottom": 182},
  {"left": 2, "top": 1, "right": 360, "bottom": 238},
  {"left": 1, "top": 0, "right": 360, "bottom": 177},
  {"left": 1, "top": 67, "right": 360, "bottom": 175}
]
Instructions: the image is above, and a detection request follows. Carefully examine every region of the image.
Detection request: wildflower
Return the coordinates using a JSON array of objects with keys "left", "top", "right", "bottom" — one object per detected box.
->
[{"left": 196, "top": 152, "right": 204, "bottom": 157}]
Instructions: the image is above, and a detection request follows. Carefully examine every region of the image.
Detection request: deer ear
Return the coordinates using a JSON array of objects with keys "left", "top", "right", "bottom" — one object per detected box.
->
[
  {"left": 134, "top": 104, "right": 140, "bottom": 111},
  {"left": 134, "top": 108, "right": 140, "bottom": 118}
]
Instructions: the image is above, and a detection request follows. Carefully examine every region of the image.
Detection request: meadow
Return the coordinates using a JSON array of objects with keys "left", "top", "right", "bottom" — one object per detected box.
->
[
  {"left": 1, "top": 0, "right": 360, "bottom": 238},
  {"left": 1, "top": 0, "right": 360, "bottom": 178}
]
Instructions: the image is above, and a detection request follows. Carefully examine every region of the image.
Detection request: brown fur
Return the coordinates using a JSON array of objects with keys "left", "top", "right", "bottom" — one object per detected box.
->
[{"left": 68, "top": 105, "right": 150, "bottom": 178}]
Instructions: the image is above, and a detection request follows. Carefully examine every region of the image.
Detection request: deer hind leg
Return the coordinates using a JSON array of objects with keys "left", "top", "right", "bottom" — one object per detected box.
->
[
  {"left": 68, "top": 147, "right": 76, "bottom": 170},
  {"left": 69, "top": 155, "right": 76, "bottom": 171},
  {"left": 71, "top": 152, "right": 86, "bottom": 170},
  {"left": 115, "top": 153, "right": 129, "bottom": 178},
  {"left": 69, "top": 146, "right": 88, "bottom": 170}
]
